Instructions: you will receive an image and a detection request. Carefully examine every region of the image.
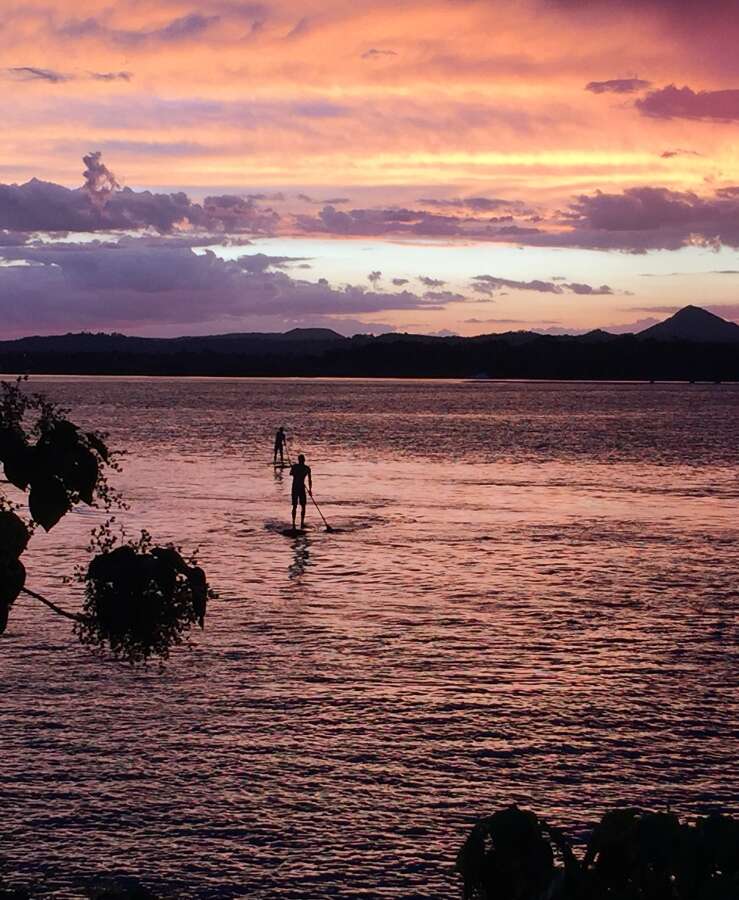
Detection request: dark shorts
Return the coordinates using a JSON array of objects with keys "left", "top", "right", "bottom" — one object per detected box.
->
[{"left": 292, "top": 486, "right": 307, "bottom": 506}]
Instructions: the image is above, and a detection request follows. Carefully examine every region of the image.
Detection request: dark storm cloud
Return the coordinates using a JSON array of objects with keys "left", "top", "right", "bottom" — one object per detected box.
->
[
  {"left": 585, "top": 78, "right": 650, "bottom": 94},
  {"left": 0, "top": 241, "right": 445, "bottom": 335},
  {"left": 636, "top": 85, "right": 739, "bottom": 121}
]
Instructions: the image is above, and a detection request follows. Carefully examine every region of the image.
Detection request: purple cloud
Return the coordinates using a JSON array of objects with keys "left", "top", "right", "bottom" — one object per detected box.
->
[
  {"left": 0, "top": 155, "right": 280, "bottom": 234},
  {"left": 636, "top": 85, "right": 739, "bottom": 121},
  {"left": 660, "top": 148, "right": 702, "bottom": 159},
  {"left": 296, "top": 204, "right": 507, "bottom": 239},
  {"left": 0, "top": 241, "right": 445, "bottom": 336},
  {"left": 563, "top": 185, "right": 739, "bottom": 249},
  {"left": 586, "top": 78, "right": 651, "bottom": 94},
  {"left": 89, "top": 71, "right": 133, "bottom": 82},
  {"left": 473, "top": 275, "right": 563, "bottom": 295},
  {"left": 565, "top": 282, "right": 614, "bottom": 295},
  {"left": 472, "top": 275, "right": 615, "bottom": 296},
  {"left": 418, "top": 196, "right": 521, "bottom": 212},
  {"left": 423, "top": 290, "right": 464, "bottom": 302},
  {"left": 5, "top": 67, "right": 133, "bottom": 84},
  {"left": 297, "top": 193, "right": 350, "bottom": 205},
  {"left": 6, "top": 67, "right": 69, "bottom": 83},
  {"left": 362, "top": 49, "right": 397, "bottom": 59},
  {"left": 60, "top": 13, "right": 219, "bottom": 45}
]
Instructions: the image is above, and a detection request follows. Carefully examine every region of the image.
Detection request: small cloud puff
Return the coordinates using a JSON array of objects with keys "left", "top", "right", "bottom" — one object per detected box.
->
[{"left": 586, "top": 78, "right": 651, "bottom": 94}]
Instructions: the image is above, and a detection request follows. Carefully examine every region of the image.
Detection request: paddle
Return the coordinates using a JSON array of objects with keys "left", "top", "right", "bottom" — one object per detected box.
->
[
  {"left": 284, "top": 443, "right": 334, "bottom": 533},
  {"left": 308, "top": 491, "right": 335, "bottom": 533}
]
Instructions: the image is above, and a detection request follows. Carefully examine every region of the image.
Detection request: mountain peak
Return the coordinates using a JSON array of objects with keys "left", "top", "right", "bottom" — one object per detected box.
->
[
  {"left": 638, "top": 305, "right": 739, "bottom": 343},
  {"left": 282, "top": 327, "right": 344, "bottom": 341}
]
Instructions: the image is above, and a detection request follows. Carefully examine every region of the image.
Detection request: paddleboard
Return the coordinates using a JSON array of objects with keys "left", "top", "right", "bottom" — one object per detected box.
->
[{"left": 279, "top": 527, "right": 307, "bottom": 537}]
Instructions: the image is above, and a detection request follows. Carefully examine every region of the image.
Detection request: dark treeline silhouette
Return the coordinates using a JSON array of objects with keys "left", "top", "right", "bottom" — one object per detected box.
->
[
  {"left": 0, "top": 332, "right": 737, "bottom": 381},
  {"left": 457, "top": 805, "right": 739, "bottom": 899}
]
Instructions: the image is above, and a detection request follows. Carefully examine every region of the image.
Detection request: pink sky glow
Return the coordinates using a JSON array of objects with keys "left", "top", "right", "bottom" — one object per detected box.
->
[{"left": 1, "top": 0, "right": 738, "bottom": 337}]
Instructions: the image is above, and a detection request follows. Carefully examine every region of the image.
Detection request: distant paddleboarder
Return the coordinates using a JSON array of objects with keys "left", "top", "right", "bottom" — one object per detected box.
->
[
  {"left": 290, "top": 453, "right": 312, "bottom": 530},
  {"left": 273, "top": 426, "right": 287, "bottom": 465}
]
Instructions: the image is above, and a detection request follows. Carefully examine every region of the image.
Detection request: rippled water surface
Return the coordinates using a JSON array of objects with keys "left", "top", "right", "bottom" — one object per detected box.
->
[{"left": 2, "top": 378, "right": 738, "bottom": 898}]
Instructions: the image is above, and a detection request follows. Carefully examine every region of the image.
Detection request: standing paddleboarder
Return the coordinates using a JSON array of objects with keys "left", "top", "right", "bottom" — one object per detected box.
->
[
  {"left": 273, "top": 426, "right": 287, "bottom": 465},
  {"left": 290, "top": 453, "right": 312, "bottom": 530}
]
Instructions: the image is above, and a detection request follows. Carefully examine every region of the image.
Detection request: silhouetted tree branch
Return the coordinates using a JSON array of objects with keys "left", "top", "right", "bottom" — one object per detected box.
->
[
  {"left": 1, "top": 377, "right": 213, "bottom": 664},
  {"left": 19, "top": 585, "right": 88, "bottom": 623}
]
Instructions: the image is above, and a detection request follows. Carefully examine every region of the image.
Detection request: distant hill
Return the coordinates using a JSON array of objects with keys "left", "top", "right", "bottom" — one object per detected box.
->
[
  {"left": 637, "top": 305, "right": 739, "bottom": 343},
  {"left": 0, "top": 306, "right": 737, "bottom": 380},
  {"left": 0, "top": 328, "right": 345, "bottom": 356},
  {"left": 575, "top": 329, "right": 621, "bottom": 344},
  {"left": 281, "top": 328, "right": 344, "bottom": 342}
]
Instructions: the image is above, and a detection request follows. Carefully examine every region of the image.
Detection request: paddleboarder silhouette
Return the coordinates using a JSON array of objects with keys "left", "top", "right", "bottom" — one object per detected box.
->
[
  {"left": 290, "top": 453, "right": 312, "bottom": 530},
  {"left": 273, "top": 426, "right": 287, "bottom": 465}
]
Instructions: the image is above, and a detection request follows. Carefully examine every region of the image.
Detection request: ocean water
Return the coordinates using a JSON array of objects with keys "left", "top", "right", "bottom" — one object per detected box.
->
[{"left": 1, "top": 377, "right": 738, "bottom": 898}]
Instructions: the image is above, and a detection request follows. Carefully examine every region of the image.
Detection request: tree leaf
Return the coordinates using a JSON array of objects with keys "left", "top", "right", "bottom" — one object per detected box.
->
[
  {"left": 0, "top": 558, "right": 25, "bottom": 634},
  {"left": 1, "top": 429, "right": 33, "bottom": 490},
  {"left": 86, "top": 431, "right": 110, "bottom": 462},
  {"left": 60, "top": 446, "right": 99, "bottom": 504},
  {"left": 0, "top": 510, "right": 30, "bottom": 559},
  {"left": 28, "top": 475, "right": 70, "bottom": 531}
]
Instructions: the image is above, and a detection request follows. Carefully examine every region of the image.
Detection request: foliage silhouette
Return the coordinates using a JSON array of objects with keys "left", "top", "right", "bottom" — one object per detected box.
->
[
  {"left": 0, "top": 378, "right": 212, "bottom": 664},
  {"left": 457, "top": 804, "right": 739, "bottom": 899}
]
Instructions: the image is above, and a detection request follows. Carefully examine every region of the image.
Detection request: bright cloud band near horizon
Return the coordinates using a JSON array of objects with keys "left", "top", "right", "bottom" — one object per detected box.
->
[{"left": 1, "top": 0, "right": 739, "bottom": 338}]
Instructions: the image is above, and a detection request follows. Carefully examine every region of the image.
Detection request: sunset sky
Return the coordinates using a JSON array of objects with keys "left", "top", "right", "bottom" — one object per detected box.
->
[{"left": 2, "top": 0, "right": 739, "bottom": 337}]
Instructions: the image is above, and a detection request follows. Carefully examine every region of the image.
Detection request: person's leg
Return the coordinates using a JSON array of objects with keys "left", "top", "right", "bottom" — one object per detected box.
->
[
  {"left": 300, "top": 495, "right": 306, "bottom": 529},
  {"left": 291, "top": 497, "right": 297, "bottom": 528},
  {"left": 279, "top": 444, "right": 284, "bottom": 464}
]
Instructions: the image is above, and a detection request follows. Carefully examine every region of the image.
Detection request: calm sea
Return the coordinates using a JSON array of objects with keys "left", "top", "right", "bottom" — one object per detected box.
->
[{"left": 1, "top": 378, "right": 738, "bottom": 898}]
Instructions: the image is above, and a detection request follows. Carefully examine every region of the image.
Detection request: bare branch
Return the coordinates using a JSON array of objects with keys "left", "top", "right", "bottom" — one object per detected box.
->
[{"left": 20, "top": 586, "right": 89, "bottom": 623}]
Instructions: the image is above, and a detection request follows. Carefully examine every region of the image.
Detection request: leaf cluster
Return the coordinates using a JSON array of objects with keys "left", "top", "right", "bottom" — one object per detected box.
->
[
  {"left": 0, "top": 378, "right": 117, "bottom": 531},
  {"left": 0, "top": 509, "right": 29, "bottom": 634},
  {"left": 1, "top": 379, "right": 212, "bottom": 664},
  {"left": 75, "top": 530, "right": 210, "bottom": 666},
  {"left": 457, "top": 804, "right": 739, "bottom": 900}
]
